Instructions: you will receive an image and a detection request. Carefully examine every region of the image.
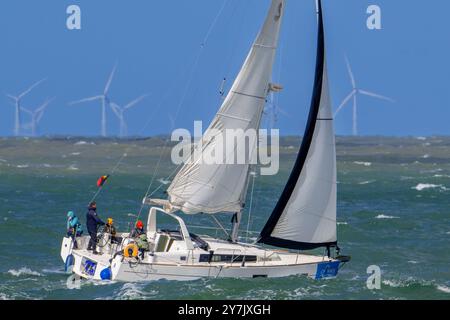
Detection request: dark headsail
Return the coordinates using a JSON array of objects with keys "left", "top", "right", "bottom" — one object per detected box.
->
[{"left": 258, "top": 0, "right": 338, "bottom": 251}]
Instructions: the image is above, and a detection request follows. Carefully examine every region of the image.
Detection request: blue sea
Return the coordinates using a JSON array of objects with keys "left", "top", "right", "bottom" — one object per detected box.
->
[{"left": 0, "top": 136, "right": 449, "bottom": 300}]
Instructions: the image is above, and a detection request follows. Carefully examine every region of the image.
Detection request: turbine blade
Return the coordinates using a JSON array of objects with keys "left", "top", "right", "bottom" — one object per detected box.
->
[
  {"left": 109, "top": 103, "right": 122, "bottom": 118},
  {"left": 277, "top": 107, "right": 289, "bottom": 117},
  {"left": 20, "top": 107, "right": 33, "bottom": 115},
  {"left": 36, "top": 97, "right": 55, "bottom": 113},
  {"left": 334, "top": 91, "right": 356, "bottom": 117},
  {"left": 36, "top": 109, "right": 47, "bottom": 123},
  {"left": 124, "top": 94, "right": 148, "bottom": 110},
  {"left": 104, "top": 63, "right": 117, "bottom": 95},
  {"left": 69, "top": 96, "right": 102, "bottom": 105},
  {"left": 6, "top": 94, "right": 17, "bottom": 101},
  {"left": 359, "top": 90, "right": 395, "bottom": 103},
  {"left": 19, "top": 78, "right": 47, "bottom": 99},
  {"left": 344, "top": 55, "right": 356, "bottom": 89}
]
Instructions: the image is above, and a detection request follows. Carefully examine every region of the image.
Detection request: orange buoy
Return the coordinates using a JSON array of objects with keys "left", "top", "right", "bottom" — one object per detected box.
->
[{"left": 124, "top": 243, "right": 138, "bottom": 258}]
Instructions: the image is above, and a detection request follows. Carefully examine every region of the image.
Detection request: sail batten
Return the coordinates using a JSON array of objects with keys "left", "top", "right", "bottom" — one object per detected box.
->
[
  {"left": 166, "top": 0, "right": 285, "bottom": 215},
  {"left": 258, "top": 0, "right": 338, "bottom": 250}
]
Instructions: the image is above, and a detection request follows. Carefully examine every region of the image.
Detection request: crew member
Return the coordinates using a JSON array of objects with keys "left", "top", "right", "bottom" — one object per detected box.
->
[{"left": 86, "top": 201, "right": 105, "bottom": 254}]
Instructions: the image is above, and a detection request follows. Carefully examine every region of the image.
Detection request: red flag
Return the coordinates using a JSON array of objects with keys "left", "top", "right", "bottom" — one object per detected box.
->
[{"left": 97, "top": 175, "right": 109, "bottom": 187}]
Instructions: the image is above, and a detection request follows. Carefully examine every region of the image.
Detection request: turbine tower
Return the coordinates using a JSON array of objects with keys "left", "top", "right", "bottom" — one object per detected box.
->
[
  {"left": 6, "top": 78, "right": 47, "bottom": 136},
  {"left": 69, "top": 64, "right": 117, "bottom": 137},
  {"left": 110, "top": 95, "right": 147, "bottom": 137},
  {"left": 21, "top": 98, "right": 55, "bottom": 137},
  {"left": 264, "top": 90, "right": 288, "bottom": 131},
  {"left": 334, "top": 56, "right": 395, "bottom": 136}
]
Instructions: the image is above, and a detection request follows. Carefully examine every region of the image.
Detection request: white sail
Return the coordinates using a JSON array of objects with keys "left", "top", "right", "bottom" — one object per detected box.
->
[
  {"left": 259, "top": 2, "right": 337, "bottom": 249},
  {"left": 273, "top": 62, "right": 336, "bottom": 245},
  {"left": 166, "top": 0, "right": 285, "bottom": 215}
]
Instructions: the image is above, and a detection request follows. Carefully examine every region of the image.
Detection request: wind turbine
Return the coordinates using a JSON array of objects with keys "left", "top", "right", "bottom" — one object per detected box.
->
[
  {"left": 6, "top": 78, "right": 47, "bottom": 136},
  {"left": 334, "top": 56, "right": 395, "bottom": 136},
  {"left": 69, "top": 64, "right": 117, "bottom": 137},
  {"left": 21, "top": 98, "right": 55, "bottom": 137},
  {"left": 110, "top": 94, "right": 148, "bottom": 137},
  {"left": 264, "top": 90, "right": 288, "bottom": 131}
]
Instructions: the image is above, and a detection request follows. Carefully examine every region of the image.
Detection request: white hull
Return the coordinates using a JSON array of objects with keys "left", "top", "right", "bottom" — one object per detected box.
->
[{"left": 61, "top": 235, "right": 343, "bottom": 283}]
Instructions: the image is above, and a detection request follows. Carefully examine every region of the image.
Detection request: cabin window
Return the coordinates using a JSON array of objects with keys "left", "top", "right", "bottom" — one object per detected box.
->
[{"left": 199, "top": 254, "right": 257, "bottom": 263}]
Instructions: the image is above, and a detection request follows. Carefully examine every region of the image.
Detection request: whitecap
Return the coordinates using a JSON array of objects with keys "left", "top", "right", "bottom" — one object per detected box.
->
[
  {"left": 68, "top": 165, "right": 79, "bottom": 171},
  {"left": 0, "top": 159, "right": 7, "bottom": 163},
  {"left": 337, "top": 222, "right": 348, "bottom": 225},
  {"left": 7, "top": 267, "right": 42, "bottom": 277},
  {"left": 422, "top": 154, "right": 430, "bottom": 159},
  {"left": 353, "top": 161, "right": 372, "bottom": 167},
  {"left": 358, "top": 180, "right": 375, "bottom": 185},
  {"left": 157, "top": 178, "right": 171, "bottom": 185},
  {"left": 16, "top": 164, "right": 29, "bottom": 168},
  {"left": 375, "top": 214, "right": 400, "bottom": 219},
  {"left": 412, "top": 183, "right": 448, "bottom": 191},
  {"left": 70, "top": 152, "right": 81, "bottom": 156},
  {"left": 407, "top": 260, "right": 419, "bottom": 264},
  {"left": 42, "top": 267, "right": 66, "bottom": 275},
  {"left": 437, "top": 285, "right": 450, "bottom": 293},
  {"left": 74, "top": 141, "right": 96, "bottom": 146},
  {"left": 116, "top": 283, "right": 147, "bottom": 300}
]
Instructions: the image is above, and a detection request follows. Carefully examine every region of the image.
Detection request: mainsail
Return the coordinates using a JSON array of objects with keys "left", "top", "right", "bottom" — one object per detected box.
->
[
  {"left": 258, "top": 0, "right": 338, "bottom": 250},
  {"left": 165, "top": 0, "right": 285, "bottom": 215}
]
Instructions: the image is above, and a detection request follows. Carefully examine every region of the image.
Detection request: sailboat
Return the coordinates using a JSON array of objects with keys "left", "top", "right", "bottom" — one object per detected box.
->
[{"left": 61, "top": 0, "right": 350, "bottom": 282}]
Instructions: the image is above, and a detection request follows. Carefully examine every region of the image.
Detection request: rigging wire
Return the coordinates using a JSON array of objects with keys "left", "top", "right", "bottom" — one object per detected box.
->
[
  {"left": 133, "top": 0, "right": 232, "bottom": 224},
  {"left": 87, "top": 0, "right": 231, "bottom": 219}
]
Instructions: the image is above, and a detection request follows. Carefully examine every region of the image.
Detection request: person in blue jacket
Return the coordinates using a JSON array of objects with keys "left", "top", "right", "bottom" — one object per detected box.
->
[
  {"left": 86, "top": 201, "right": 105, "bottom": 254},
  {"left": 67, "top": 211, "right": 83, "bottom": 249}
]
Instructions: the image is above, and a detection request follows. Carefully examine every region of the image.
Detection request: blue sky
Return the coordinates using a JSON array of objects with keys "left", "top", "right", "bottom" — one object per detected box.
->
[{"left": 0, "top": 0, "right": 448, "bottom": 137}]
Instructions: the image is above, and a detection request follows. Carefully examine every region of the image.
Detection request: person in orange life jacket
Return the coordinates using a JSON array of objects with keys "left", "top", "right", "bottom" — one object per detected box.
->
[{"left": 86, "top": 201, "right": 105, "bottom": 254}]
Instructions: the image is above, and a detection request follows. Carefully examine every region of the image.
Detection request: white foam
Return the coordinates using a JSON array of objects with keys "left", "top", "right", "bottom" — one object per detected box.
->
[
  {"left": 157, "top": 178, "right": 171, "bottom": 185},
  {"left": 16, "top": 164, "right": 29, "bottom": 168},
  {"left": 413, "top": 183, "right": 448, "bottom": 191},
  {"left": 422, "top": 154, "right": 430, "bottom": 159},
  {"left": 0, "top": 159, "right": 7, "bottom": 162},
  {"left": 0, "top": 293, "right": 9, "bottom": 300},
  {"left": 358, "top": 180, "right": 375, "bottom": 185},
  {"left": 42, "top": 267, "right": 66, "bottom": 274},
  {"left": 70, "top": 152, "right": 81, "bottom": 156},
  {"left": 7, "top": 267, "right": 42, "bottom": 277},
  {"left": 354, "top": 161, "right": 372, "bottom": 167},
  {"left": 376, "top": 214, "right": 399, "bottom": 219},
  {"left": 116, "top": 283, "right": 147, "bottom": 300},
  {"left": 68, "top": 164, "right": 79, "bottom": 171},
  {"left": 74, "top": 141, "right": 96, "bottom": 146},
  {"left": 437, "top": 285, "right": 450, "bottom": 293},
  {"left": 407, "top": 260, "right": 419, "bottom": 264},
  {"left": 337, "top": 222, "right": 348, "bottom": 225}
]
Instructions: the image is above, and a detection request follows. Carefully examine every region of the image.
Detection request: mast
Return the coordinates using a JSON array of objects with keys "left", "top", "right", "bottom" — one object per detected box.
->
[{"left": 258, "top": 0, "right": 338, "bottom": 251}]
